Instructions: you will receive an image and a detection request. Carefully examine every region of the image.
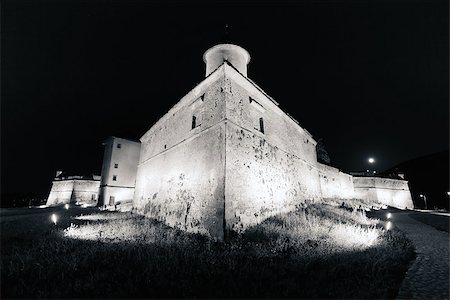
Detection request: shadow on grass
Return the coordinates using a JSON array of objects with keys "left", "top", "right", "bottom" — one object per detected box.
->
[{"left": 1, "top": 205, "right": 415, "bottom": 299}]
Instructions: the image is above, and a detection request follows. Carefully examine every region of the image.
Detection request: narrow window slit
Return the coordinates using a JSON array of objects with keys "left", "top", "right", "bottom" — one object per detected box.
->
[{"left": 192, "top": 116, "right": 197, "bottom": 129}]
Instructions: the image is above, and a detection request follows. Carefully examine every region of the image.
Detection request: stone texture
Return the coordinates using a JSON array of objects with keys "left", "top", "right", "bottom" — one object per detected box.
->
[
  {"left": 46, "top": 179, "right": 100, "bottom": 206},
  {"left": 353, "top": 177, "right": 414, "bottom": 209}
]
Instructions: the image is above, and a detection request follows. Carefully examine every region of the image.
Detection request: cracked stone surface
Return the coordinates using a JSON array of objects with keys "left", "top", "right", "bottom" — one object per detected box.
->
[{"left": 394, "top": 212, "right": 449, "bottom": 300}]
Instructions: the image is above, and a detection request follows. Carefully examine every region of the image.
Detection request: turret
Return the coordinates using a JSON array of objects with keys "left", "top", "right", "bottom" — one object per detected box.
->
[{"left": 203, "top": 44, "right": 250, "bottom": 77}]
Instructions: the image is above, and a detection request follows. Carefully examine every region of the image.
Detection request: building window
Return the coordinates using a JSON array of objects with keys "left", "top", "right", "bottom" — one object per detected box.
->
[
  {"left": 164, "top": 144, "right": 167, "bottom": 149},
  {"left": 109, "top": 196, "right": 115, "bottom": 206},
  {"left": 114, "top": 163, "right": 118, "bottom": 168},
  {"left": 200, "top": 94, "right": 205, "bottom": 101},
  {"left": 113, "top": 175, "right": 117, "bottom": 181},
  {"left": 117, "top": 143, "right": 122, "bottom": 149},
  {"left": 259, "top": 117, "right": 265, "bottom": 134},
  {"left": 249, "top": 96, "right": 254, "bottom": 103},
  {"left": 92, "top": 194, "right": 96, "bottom": 200},
  {"left": 192, "top": 116, "right": 197, "bottom": 129}
]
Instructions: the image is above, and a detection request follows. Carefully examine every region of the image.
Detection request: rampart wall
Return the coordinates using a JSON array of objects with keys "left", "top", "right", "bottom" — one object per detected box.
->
[{"left": 353, "top": 177, "right": 413, "bottom": 209}]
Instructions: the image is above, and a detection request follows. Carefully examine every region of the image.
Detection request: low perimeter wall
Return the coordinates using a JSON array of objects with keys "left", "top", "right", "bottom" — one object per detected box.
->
[
  {"left": 353, "top": 177, "right": 413, "bottom": 209},
  {"left": 46, "top": 179, "right": 100, "bottom": 206},
  {"left": 317, "top": 163, "right": 355, "bottom": 200}
]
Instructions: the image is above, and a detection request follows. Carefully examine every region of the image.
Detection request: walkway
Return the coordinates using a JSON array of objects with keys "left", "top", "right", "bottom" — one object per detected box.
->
[{"left": 394, "top": 211, "right": 449, "bottom": 300}]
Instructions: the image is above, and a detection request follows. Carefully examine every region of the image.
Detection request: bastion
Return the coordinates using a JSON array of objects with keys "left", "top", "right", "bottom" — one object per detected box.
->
[{"left": 132, "top": 43, "right": 414, "bottom": 239}]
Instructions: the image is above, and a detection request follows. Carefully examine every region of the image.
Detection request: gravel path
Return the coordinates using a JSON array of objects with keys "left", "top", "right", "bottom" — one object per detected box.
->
[{"left": 394, "top": 211, "right": 449, "bottom": 300}]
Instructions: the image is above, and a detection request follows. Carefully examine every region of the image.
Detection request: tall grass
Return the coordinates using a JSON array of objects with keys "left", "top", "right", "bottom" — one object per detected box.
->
[{"left": 1, "top": 203, "right": 414, "bottom": 299}]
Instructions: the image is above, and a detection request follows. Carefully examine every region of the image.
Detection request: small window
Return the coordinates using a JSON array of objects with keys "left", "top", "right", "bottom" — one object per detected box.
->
[
  {"left": 164, "top": 145, "right": 167, "bottom": 149},
  {"left": 114, "top": 163, "right": 118, "bottom": 168},
  {"left": 192, "top": 116, "right": 197, "bottom": 129},
  {"left": 259, "top": 117, "right": 265, "bottom": 134},
  {"left": 91, "top": 194, "right": 96, "bottom": 200},
  {"left": 117, "top": 143, "right": 122, "bottom": 149},
  {"left": 112, "top": 175, "right": 117, "bottom": 181},
  {"left": 109, "top": 196, "right": 115, "bottom": 206},
  {"left": 249, "top": 96, "right": 253, "bottom": 103},
  {"left": 200, "top": 94, "right": 205, "bottom": 101}
]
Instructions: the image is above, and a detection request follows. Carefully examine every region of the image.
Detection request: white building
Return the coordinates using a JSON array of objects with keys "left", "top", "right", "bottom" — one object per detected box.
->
[{"left": 98, "top": 136, "right": 141, "bottom": 207}]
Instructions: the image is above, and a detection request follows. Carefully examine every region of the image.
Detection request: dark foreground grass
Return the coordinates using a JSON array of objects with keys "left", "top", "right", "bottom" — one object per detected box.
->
[{"left": 1, "top": 204, "right": 415, "bottom": 299}]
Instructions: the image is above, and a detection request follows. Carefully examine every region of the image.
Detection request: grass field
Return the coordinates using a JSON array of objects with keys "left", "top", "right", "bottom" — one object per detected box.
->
[{"left": 1, "top": 202, "right": 415, "bottom": 299}]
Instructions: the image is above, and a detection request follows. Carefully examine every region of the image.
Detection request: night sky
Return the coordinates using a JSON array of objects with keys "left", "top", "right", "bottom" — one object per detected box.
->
[{"left": 2, "top": 0, "right": 448, "bottom": 198}]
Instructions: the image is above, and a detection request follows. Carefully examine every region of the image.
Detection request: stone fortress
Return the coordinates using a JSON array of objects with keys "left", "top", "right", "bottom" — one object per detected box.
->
[{"left": 46, "top": 43, "right": 414, "bottom": 239}]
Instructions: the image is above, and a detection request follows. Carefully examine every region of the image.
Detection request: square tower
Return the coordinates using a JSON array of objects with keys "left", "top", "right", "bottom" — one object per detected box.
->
[
  {"left": 99, "top": 137, "right": 141, "bottom": 207},
  {"left": 133, "top": 44, "right": 322, "bottom": 239}
]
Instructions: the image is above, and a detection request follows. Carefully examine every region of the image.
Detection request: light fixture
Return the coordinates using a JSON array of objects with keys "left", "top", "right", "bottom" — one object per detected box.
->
[
  {"left": 385, "top": 221, "right": 392, "bottom": 230},
  {"left": 64, "top": 204, "right": 69, "bottom": 210},
  {"left": 386, "top": 213, "right": 392, "bottom": 219},
  {"left": 51, "top": 214, "right": 58, "bottom": 225},
  {"left": 368, "top": 157, "right": 375, "bottom": 164}
]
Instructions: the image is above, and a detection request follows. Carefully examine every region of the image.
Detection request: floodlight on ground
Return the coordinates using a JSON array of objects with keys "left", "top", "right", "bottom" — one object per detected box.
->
[
  {"left": 51, "top": 214, "right": 58, "bottom": 225},
  {"left": 386, "top": 213, "right": 392, "bottom": 219},
  {"left": 385, "top": 221, "right": 392, "bottom": 230},
  {"left": 65, "top": 204, "right": 69, "bottom": 210}
]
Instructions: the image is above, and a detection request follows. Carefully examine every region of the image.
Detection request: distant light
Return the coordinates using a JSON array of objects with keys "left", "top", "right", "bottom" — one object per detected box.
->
[
  {"left": 82, "top": 204, "right": 88, "bottom": 208},
  {"left": 368, "top": 157, "right": 375, "bottom": 164},
  {"left": 373, "top": 171, "right": 376, "bottom": 174},
  {"left": 447, "top": 191, "right": 450, "bottom": 196},
  {"left": 64, "top": 204, "right": 69, "bottom": 210},
  {"left": 386, "top": 213, "right": 392, "bottom": 219},
  {"left": 51, "top": 214, "right": 58, "bottom": 225},
  {"left": 366, "top": 169, "right": 369, "bottom": 172},
  {"left": 419, "top": 194, "right": 424, "bottom": 198},
  {"left": 385, "top": 221, "right": 392, "bottom": 230}
]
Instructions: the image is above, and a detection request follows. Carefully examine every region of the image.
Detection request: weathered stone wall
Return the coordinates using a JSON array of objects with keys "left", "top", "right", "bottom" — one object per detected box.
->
[
  {"left": 353, "top": 177, "right": 414, "bottom": 209},
  {"left": 223, "top": 65, "right": 322, "bottom": 232},
  {"left": 46, "top": 179, "right": 100, "bottom": 206},
  {"left": 133, "top": 71, "right": 228, "bottom": 239},
  {"left": 46, "top": 180, "right": 74, "bottom": 206},
  {"left": 134, "top": 124, "right": 226, "bottom": 238},
  {"left": 318, "top": 163, "right": 355, "bottom": 200},
  {"left": 225, "top": 122, "right": 322, "bottom": 232},
  {"left": 71, "top": 179, "right": 100, "bottom": 205}
]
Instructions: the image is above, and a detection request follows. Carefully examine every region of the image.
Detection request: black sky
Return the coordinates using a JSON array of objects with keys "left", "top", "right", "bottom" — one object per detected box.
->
[{"left": 2, "top": 0, "right": 448, "bottom": 197}]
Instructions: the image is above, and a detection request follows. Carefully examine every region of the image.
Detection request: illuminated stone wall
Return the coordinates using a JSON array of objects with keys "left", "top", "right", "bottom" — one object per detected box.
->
[
  {"left": 318, "top": 163, "right": 355, "bottom": 200},
  {"left": 133, "top": 70, "right": 228, "bottom": 239},
  {"left": 133, "top": 60, "right": 413, "bottom": 239},
  {"left": 223, "top": 65, "right": 322, "bottom": 232},
  {"left": 46, "top": 179, "right": 100, "bottom": 206},
  {"left": 46, "top": 180, "right": 74, "bottom": 206},
  {"left": 353, "top": 177, "right": 413, "bottom": 209}
]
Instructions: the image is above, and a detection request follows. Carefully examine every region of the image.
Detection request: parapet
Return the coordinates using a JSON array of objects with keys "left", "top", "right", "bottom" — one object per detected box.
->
[{"left": 203, "top": 44, "right": 250, "bottom": 77}]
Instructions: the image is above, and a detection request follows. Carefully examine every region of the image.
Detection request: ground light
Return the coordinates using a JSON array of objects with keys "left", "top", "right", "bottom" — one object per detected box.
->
[
  {"left": 65, "top": 204, "right": 69, "bottom": 210},
  {"left": 386, "top": 213, "right": 392, "bottom": 219},
  {"left": 385, "top": 221, "right": 392, "bottom": 230},
  {"left": 51, "top": 214, "right": 58, "bottom": 225}
]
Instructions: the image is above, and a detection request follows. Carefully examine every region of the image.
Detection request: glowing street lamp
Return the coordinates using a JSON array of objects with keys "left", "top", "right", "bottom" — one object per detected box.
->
[
  {"left": 51, "top": 214, "right": 58, "bottom": 225},
  {"left": 368, "top": 157, "right": 375, "bottom": 164}
]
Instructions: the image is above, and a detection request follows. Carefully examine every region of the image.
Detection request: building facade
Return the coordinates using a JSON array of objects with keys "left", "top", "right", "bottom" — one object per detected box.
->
[
  {"left": 98, "top": 136, "right": 141, "bottom": 207},
  {"left": 132, "top": 43, "right": 414, "bottom": 239}
]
